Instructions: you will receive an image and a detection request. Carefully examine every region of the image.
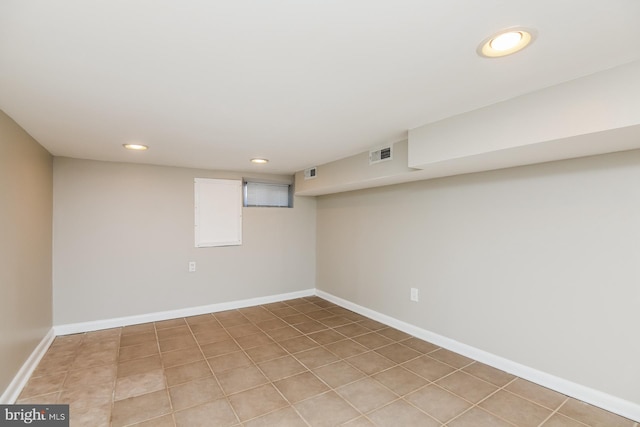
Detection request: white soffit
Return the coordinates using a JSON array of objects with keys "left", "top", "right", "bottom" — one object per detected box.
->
[{"left": 408, "top": 60, "right": 640, "bottom": 170}]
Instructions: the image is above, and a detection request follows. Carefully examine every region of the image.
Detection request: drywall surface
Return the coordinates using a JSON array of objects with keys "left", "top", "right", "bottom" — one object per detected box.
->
[
  {"left": 0, "top": 110, "right": 53, "bottom": 395},
  {"left": 53, "top": 158, "right": 316, "bottom": 324},
  {"left": 316, "top": 149, "right": 640, "bottom": 405}
]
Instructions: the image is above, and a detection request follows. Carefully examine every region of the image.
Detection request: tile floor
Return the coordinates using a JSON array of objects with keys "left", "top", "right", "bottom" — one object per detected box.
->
[{"left": 16, "top": 296, "right": 639, "bottom": 427}]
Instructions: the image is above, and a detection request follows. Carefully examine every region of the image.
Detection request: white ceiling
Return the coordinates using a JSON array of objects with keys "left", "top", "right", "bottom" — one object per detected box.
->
[{"left": 2, "top": 1, "right": 640, "bottom": 175}]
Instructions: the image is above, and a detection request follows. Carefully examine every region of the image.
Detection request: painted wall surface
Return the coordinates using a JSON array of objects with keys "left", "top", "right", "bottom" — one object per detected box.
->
[
  {"left": 53, "top": 157, "right": 316, "bottom": 325},
  {"left": 316, "top": 149, "right": 640, "bottom": 405},
  {"left": 0, "top": 110, "right": 53, "bottom": 394}
]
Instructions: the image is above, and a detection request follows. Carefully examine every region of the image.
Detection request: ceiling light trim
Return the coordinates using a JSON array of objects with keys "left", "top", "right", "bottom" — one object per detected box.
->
[{"left": 478, "top": 27, "right": 536, "bottom": 58}]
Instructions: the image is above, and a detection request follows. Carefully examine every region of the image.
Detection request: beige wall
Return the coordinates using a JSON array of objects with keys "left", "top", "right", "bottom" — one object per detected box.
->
[
  {"left": 53, "top": 157, "right": 316, "bottom": 325},
  {"left": 0, "top": 110, "right": 53, "bottom": 394},
  {"left": 316, "top": 149, "right": 640, "bottom": 405}
]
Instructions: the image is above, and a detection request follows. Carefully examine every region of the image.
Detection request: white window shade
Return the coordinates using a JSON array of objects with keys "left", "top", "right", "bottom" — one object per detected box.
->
[{"left": 244, "top": 181, "right": 291, "bottom": 207}]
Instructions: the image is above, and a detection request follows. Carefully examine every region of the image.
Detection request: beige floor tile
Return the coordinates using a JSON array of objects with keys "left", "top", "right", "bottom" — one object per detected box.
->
[
  {"left": 156, "top": 325, "right": 191, "bottom": 340},
  {"left": 374, "top": 343, "right": 421, "bottom": 364},
  {"left": 506, "top": 378, "right": 567, "bottom": 410},
  {"left": 69, "top": 402, "right": 111, "bottom": 427},
  {"left": 235, "top": 332, "right": 274, "bottom": 349},
  {"left": 161, "top": 346, "right": 204, "bottom": 368},
  {"left": 120, "top": 331, "right": 156, "bottom": 347},
  {"left": 117, "top": 354, "right": 162, "bottom": 378},
  {"left": 406, "top": 384, "right": 472, "bottom": 423},
  {"left": 542, "top": 413, "right": 589, "bottom": 427},
  {"left": 266, "top": 326, "right": 304, "bottom": 341},
  {"left": 155, "top": 318, "right": 187, "bottom": 330},
  {"left": 307, "top": 329, "right": 346, "bottom": 345},
  {"left": 448, "top": 407, "right": 513, "bottom": 427},
  {"left": 376, "top": 328, "right": 411, "bottom": 342},
  {"left": 121, "top": 322, "right": 155, "bottom": 336},
  {"left": 305, "top": 309, "right": 335, "bottom": 321},
  {"left": 333, "top": 323, "right": 371, "bottom": 338},
  {"left": 243, "top": 406, "right": 307, "bottom": 427},
  {"left": 185, "top": 314, "right": 218, "bottom": 326},
  {"left": 118, "top": 341, "right": 159, "bottom": 362},
  {"left": 372, "top": 366, "right": 429, "bottom": 396},
  {"left": 325, "top": 339, "right": 367, "bottom": 358},
  {"left": 435, "top": 370, "right": 498, "bottom": 403},
  {"left": 70, "top": 348, "right": 117, "bottom": 369},
  {"left": 345, "top": 351, "right": 395, "bottom": 375},
  {"left": 174, "top": 398, "right": 238, "bottom": 427},
  {"left": 22, "top": 298, "right": 631, "bottom": 427},
  {"left": 463, "top": 362, "right": 515, "bottom": 386},
  {"left": 19, "top": 372, "right": 66, "bottom": 398},
  {"left": 402, "top": 354, "right": 456, "bottom": 381},
  {"left": 114, "top": 369, "right": 166, "bottom": 400},
  {"left": 341, "top": 416, "right": 376, "bottom": 426},
  {"left": 401, "top": 337, "right": 440, "bottom": 354},
  {"left": 193, "top": 328, "right": 231, "bottom": 344},
  {"left": 356, "top": 319, "right": 387, "bottom": 331},
  {"left": 188, "top": 320, "right": 223, "bottom": 334},
  {"left": 226, "top": 323, "right": 261, "bottom": 338},
  {"left": 352, "top": 332, "right": 393, "bottom": 350},
  {"left": 368, "top": 399, "right": 439, "bottom": 427},
  {"left": 215, "top": 310, "right": 251, "bottom": 327},
  {"left": 558, "top": 398, "right": 636, "bottom": 427},
  {"left": 208, "top": 350, "right": 253, "bottom": 373},
  {"left": 292, "top": 303, "right": 324, "bottom": 314},
  {"left": 336, "top": 377, "right": 397, "bottom": 413},
  {"left": 64, "top": 364, "right": 116, "bottom": 389},
  {"left": 293, "top": 347, "right": 339, "bottom": 369},
  {"left": 294, "top": 391, "right": 360, "bottom": 427},
  {"left": 168, "top": 376, "right": 224, "bottom": 411},
  {"left": 158, "top": 335, "right": 197, "bottom": 353},
  {"left": 281, "top": 313, "right": 313, "bottom": 326},
  {"left": 255, "top": 318, "right": 289, "bottom": 331},
  {"left": 59, "top": 382, "right": 113, "bottom": 411},
  {"left": 32, "top": 355, "right": 76, "bottom": 376},
  {"left": 319, "top": 316, "right": 352, "bottom": 328},
  {"left": 274, "top": 371, "right": 329, "bottom": 403},
  {"left": 229, "top": 383, "right": 288, "bottom": 421},
  {"left": 279, "top": 336, "right": 320, "bottom": 354},
  {"left": 129, "top": 414, "right": 176, "bottom": 427},
  {"left": 312, "top": 361, "right": 365, "bottom": 388},
  {"left": 258, "top": 355, "right": 307, "bottom": 381},
  {"left": 200, "top": 339, "right": 240, "bottom": 358},
  {"left": 245, "top": 343, "right": 288, "bottom": 363},
  {"left": 427, "top": 348, "right": 474, "bottom": 368},
  {"left": 479, "top": 389, "right": 552, "bottom": 427},
  {"left": 217, "top": 365, "right": 268, "bottom": 395},
  {"left": 16, "top": 391, "right": 60, "bottom": 404},
  {"left": 270, "top": 307, "right": 301, "bottom": 318},
  {"left": 112, "top": 389, "right": 172, "bottom": 427},
  {"left": 294, "top": 320, "right": 327, "bottom": 334},
  {"left": 164, "top": 360, "right": 212, "bottom": 387}
]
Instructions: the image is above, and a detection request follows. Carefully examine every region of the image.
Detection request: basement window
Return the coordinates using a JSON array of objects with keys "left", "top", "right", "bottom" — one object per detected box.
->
[{"left": 243, "top": 180, "right": 293, "bottom": 208}]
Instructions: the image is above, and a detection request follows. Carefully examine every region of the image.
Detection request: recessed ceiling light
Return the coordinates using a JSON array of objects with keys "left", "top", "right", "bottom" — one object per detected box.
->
[
  {"left": 251, "top": 158, "right": 269, "bottom": 164},
  {"left": 478, "top": 28, "right": 535, "bottom": 58},
  {"left": 123, "top": 143, "right": 148, "bottom": 151}
]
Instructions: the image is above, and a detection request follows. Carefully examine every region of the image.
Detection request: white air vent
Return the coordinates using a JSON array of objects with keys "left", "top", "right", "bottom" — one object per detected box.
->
[
  {"left": 304, "top": 167, "right": 317, "bottom": 180},
  {"left": 369, "top": 146, "right": 393, "bottom": 165}
]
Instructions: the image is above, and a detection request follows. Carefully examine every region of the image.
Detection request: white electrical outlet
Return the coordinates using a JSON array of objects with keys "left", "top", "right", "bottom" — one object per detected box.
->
[
  {"left": 410, "top": 288, "right": 419, "bottom": 302},
  {"left": 189, "top": 261, "right": 196, "bottom": 272}
]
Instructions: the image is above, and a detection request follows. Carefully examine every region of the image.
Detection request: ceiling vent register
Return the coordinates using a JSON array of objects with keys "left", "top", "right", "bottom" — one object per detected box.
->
[{"left": 369, "top": 146, "right": 392, "bottom": 165}]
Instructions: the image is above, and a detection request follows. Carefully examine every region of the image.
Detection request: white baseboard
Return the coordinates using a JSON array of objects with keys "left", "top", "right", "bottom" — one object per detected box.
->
[
  {"left": 54, "top": 288, "right": 315, "bottom": 335},
  {"left": 0, "top": 328, "right": 55, "bottom": 404},
  {"left": 316, "top": 290, "right": 640, "bottom": 423}
]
